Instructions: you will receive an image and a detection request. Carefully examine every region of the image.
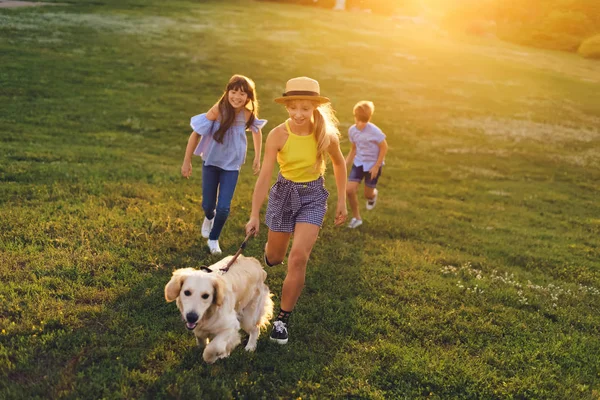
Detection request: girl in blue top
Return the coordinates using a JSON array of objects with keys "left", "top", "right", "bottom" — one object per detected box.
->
[{"left": 182, "top": 75, "right": 267, "bottom": 254}]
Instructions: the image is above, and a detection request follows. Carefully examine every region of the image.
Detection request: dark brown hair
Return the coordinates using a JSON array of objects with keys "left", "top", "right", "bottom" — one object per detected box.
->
[{"left": 213, "top": 75, "right": 258, "bottom": 144}]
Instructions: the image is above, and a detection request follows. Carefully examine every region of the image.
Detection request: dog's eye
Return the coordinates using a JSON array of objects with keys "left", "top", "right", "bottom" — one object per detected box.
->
[
  {"left": 184, "top": 290, "right": 191, "bottom": 296},
  {"left": 201, "top": 293, "right": 210, "bottom": 300}
]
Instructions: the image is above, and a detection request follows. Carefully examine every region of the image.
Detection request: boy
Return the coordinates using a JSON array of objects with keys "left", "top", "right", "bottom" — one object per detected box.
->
[{"left": 345, "top": 101, "right": 388, "bottom": 229}]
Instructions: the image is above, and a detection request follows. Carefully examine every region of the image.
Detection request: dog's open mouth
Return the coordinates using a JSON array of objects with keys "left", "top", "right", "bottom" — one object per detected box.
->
[
  {"left": 182, "top": 316, "right": 198, "bottom": 330},
  {"left": 185, "top": 322, "right": 197, "bottom": 330}
]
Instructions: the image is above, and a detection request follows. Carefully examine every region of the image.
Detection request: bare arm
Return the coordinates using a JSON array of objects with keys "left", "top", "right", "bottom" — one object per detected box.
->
[
  {"left": 375, "top": 139, "right": 388, "bottom": 166},
  {"left": 368, "top": 139, "right": 388, "bottom": 179},
  {"left": 251, "top": 129, "right": 263, "bottom": 175},
  {"left": 206, "top": 104, "right": 219, "bottom": 121},
  {"left": 345, "top": 142, "right": 357, "bottom": 169},
  {"left": 181, "top": 105, "right": 221, "bottom": 178},
  {"left": 327, "top": 135, "right": 348, "bottom": 226},
  {"left": 181, "top": 132, "right": 201, "bottom": 178},
  {"left": 243, "top": 109, "right": 263, "bottom": 175}
]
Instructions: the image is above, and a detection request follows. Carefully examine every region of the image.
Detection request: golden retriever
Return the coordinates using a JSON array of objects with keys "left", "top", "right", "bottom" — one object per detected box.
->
[{"left": 164, "top": 255, "right": 273, "bottom": 363}]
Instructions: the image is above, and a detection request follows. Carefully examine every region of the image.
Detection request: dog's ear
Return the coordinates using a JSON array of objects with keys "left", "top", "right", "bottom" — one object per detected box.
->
[
  {"left": 165, "top": 273, "right": 186, "bottom": 302},
  {"left": 213, "top": 277, "right": 225, "bottom": 307}
]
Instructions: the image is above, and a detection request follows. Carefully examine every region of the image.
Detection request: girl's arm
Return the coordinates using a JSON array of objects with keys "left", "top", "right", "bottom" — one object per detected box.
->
[
  {"left": 206, "top": 104, "right": 219, "bottom": 120},
  {"left": 182, "top": 105, "right": 219, "bottom": 178},
  {"left": 246, "top": 128, "right": 281, "bottom": 235},
  {"left": 181, "top": 132, "right": 201, "bottom": 178},
  {"left": 368, "top": 139, "right": 388, "bottom": 179},
  {"left": 345, "top": 142, "right": 357, "bottom": 169},
  {"left": 251, "top": 129, "right": 263, "bottom": 175},
  {"left": 245, "top": 109, "right": 264, "bottom": 175},
  {"left": 327, "top": 136, "right": 348, "bottom": 226}
]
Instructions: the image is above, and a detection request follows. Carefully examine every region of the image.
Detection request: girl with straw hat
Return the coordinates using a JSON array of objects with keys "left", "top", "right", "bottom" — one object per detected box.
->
[{"left": 246, "top": 77, "right": 348, "bottom": 344}]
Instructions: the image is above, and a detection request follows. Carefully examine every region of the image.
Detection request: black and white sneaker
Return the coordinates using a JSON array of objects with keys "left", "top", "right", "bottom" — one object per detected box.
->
[{"left": 270, "top": 320, "right": 288, "bottom": 344}]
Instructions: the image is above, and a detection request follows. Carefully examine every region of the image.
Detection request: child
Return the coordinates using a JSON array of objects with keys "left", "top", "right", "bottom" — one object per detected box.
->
[
  {"left": 345, "top": 101, "right": 388, "bottom": 229},
  {"left": 245, "top": 77, "right": 347, "bottom": 344},
  {"left": 182, "top": 75, "right": 267, "bottom": 254}
]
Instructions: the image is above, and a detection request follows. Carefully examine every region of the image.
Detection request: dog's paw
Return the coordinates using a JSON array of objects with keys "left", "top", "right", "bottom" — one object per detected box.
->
[
  {"left": 203, "top": 350, "right": 219, "bottom": 364},
  {"left": 203, "top": 348, "right": 229, "bottom": 364},
  {"left": 244, "top": 342, "right": 257, "bottom": 352}
]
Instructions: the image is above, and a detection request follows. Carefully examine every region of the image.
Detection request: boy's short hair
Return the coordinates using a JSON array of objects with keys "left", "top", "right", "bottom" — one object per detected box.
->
[{"left": 353, "top": 101, "right": 375, "bottom": 123}]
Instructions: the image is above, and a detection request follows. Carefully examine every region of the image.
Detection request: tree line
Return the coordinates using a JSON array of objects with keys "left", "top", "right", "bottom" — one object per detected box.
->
[{"left": 260, "top": 0, "right": 600, "bottom": 58}]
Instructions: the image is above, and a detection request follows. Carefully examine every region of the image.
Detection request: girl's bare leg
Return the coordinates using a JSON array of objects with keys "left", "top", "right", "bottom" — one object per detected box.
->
[
  {"left": 346, "top": 181, "right": 361, "bottom": 220},
  {"left": 280, "top": 223, "right": 320, "bottom": 311},
  {"left": 265, "top": 230, "right": 291, "bottom": 266}
]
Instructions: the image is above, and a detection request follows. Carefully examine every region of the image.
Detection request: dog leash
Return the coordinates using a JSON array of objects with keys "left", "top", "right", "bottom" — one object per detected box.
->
[
  {"left": 220, "top": 228, "right": 255, "bottom": 273},
  {"left": 199, "top": 229, "right": 255, "bottom": 274}
]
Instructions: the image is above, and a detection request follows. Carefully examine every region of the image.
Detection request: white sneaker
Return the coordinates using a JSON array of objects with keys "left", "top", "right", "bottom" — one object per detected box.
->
[
  {"left": 207, "top": 239, "right": 222, "bottom": 255},
  {"left": 201, "top": 216, "right": 214, "bottom": 238},
  {"left": 366, "top": 189, "right": 378, "bottom": 211},
  {"left": 347, "top": 218, "right": 363, "bottom": 229}
]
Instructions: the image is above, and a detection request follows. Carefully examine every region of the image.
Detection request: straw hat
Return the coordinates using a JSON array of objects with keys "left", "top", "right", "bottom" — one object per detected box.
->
[{"left": 274, "top": 77, "right": 330, "bottom": 104}]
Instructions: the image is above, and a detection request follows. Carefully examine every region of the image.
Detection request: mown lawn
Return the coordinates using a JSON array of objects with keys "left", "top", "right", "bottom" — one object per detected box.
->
[{"left": 1, "top": 0, "right": 599, "bottom": 398}]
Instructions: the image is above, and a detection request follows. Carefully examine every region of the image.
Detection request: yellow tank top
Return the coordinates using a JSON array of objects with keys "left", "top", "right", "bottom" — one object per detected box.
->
[{"left": 277, "top": 120, "right": 322, "bottom": 182}]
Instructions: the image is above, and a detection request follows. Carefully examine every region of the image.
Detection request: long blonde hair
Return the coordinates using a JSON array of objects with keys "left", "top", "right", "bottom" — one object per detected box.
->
[{"left": 312, "top": 102, "right": 340, "bottom": 175}]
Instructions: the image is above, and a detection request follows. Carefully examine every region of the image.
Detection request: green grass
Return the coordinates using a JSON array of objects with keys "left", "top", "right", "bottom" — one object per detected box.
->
[{"left": 1, "top": 0, "right": 600, "bottom": 398}]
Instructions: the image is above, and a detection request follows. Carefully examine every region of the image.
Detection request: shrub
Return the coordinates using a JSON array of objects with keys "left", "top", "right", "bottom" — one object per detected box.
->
[
  {"left": 366, "top": 0, "right": 398, "bottom": 15},
  {"left": 540, "top": 10, "right": 596, "bottom": 38},
  {"left": 578, "top": 34, "right": 600, "bottom": 59},
  {"left": 315, "top": 0, "right": 336, "bottom": 8},
  {"left": 257, "top": 0, "right": 316, "bottom": 4},
  {"left": 529, "top": 31, "right": 582, "bottom": 51},
  {"left": 346, "top": 0, "right": 398, "bottom": 15}
]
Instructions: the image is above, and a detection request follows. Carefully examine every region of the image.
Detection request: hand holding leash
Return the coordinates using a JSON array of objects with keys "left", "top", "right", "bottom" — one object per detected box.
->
[{"left": 245, "top": 217, "right": 260, "bottom": 237}]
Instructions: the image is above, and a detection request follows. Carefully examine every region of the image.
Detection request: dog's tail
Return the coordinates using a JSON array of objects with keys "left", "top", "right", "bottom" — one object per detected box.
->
[{"left": 256, "top": 284, "right": 274, "bottom": 331}]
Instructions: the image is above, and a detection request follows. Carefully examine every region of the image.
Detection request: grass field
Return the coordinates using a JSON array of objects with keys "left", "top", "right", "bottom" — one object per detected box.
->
[{"left": 1, "top": 0, "right": 600, "bottom": 398}]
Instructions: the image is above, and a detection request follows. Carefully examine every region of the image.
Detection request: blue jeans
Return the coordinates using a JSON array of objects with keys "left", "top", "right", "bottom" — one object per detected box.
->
[{"left": 202, "top": 163, "right": 239, "bottom": 240}]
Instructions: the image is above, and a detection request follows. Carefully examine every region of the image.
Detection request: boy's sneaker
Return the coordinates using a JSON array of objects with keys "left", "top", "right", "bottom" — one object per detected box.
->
[
  {"left": 207, "top": 239, "right": 222, "bottom": 255},
  {"left": 270, "top": 320, "right": 288, "bottom": 344},
  {"left": 201, "top": 216, "right": 214, "bottom": 238},
  {"left": 366, "top": 189, "right": 378, "bottom": 210},
  {"left": 347, "top": 218, "right": 363, "bottom": 229}
]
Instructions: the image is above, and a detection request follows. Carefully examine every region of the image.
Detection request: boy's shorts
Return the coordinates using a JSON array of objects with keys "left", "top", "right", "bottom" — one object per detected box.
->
[
  {"left": 265, "top": 174, "right": 329, "bottom": 233},
  {"left": 348, "top": 164, "right": 382, "bottom": 188}
]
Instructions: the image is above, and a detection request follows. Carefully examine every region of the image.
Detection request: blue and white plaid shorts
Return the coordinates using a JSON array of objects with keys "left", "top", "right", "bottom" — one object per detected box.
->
[{"left": 265, "top": 174, "right": 329, "bottom": 233}]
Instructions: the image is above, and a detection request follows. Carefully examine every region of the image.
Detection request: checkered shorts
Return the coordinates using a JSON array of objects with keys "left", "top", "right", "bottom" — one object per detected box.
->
[{"left": 265, "top": 174, "right": 329, "bottom": 233}]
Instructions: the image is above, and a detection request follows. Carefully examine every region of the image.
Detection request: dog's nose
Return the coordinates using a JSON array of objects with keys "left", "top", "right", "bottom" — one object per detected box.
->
[{"left": 186, "top": 312, "right": 199, "bottom": 324}]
